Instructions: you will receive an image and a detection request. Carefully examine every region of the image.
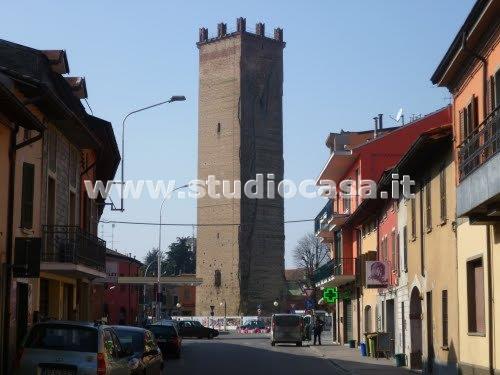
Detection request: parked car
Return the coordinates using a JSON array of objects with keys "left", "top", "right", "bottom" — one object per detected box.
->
[
  {"left": 13, "top": 320, "right": 134, "bottom": 375},
  {"left": 146, "top": 323, "right": 182, "bottom": 359},
  {"left": 238, "top": 320, "right": 270, "bottom": 334},
  {"left": 178, "top": 320, "right": 219, "bottom": 339},
  {"left": 112, "top": 325, "right": 163, "bottom": 374},
  {"left": 270, "top": 314, "right": 303, "bottom": 347}
]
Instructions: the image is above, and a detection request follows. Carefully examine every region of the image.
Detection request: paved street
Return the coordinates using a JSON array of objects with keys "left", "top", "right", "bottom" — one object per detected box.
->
[{"left": 164, "top": 333, "right": 340, "bottom": 375}]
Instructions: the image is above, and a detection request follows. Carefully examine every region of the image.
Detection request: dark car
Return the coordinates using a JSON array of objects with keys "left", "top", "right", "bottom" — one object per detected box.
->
[
  {"left": 112, "top": 325, "right": 163, "bottom": 374},
  {"left": 146, "top": 323, "right": 182, "bottom": 359},
  {"left": 178, "top": 320, "right": 219, "bottom": 339}
]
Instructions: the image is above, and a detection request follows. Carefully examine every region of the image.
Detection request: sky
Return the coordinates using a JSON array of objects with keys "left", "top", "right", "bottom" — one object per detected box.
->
[{"left": 3, "top": 0, "right": 474, "bottom": 267}]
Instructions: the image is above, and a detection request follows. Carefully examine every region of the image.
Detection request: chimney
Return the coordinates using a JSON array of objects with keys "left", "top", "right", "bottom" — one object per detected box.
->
[
  {"left": 217, "top": 23, "right": 227, "bottom": 38},
  {"left": 199, "top": 27, "right": 208, "bottom": 43},
  {"left": 373, "top": 117, "right": 379, "bottom": 138},
  {"left": 237, "top": 17, "right": 246, "bottom": 32},
  {"left": 256, "top": 22, "right": 265, "bottom": 37},
  {"left": 378, "top": 114, "right": 383, "bottom": 130},
  {"left": 274, "top": 28, "right": 283, "bottom": 42}
]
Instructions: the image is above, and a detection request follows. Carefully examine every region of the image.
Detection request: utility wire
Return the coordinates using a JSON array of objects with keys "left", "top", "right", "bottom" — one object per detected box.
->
[{"left": 99, "top": 218, "right": 314, "bottom": 227}]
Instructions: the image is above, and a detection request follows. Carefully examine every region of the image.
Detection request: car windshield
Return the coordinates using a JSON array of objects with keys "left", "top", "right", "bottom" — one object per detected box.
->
[
  {"left": 192, "top": 321, "right": 202, "bottom": 327},
  {"left": 25, "top": 324, "right": 98, "bottom": 352},
  {"left": 274, "top": 315, "right": 301, "bottom": 327},
  {"left": 113, "top": 329, "right": 144, "bottom": 354},
  {"left": 147, "top": 325, "right": 177, "bottom": 338}
]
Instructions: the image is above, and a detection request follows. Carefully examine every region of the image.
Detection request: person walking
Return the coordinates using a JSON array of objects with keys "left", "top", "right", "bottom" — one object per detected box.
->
[{"left": 313, "top": 317, "right": 325, "bottom": 345}]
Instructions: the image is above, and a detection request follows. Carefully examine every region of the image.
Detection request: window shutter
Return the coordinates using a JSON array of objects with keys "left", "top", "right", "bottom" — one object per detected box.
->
[
  {"left": 440, "top": 168, "right": 447, "bottom": 222},
  {"left": 442, "top": 290, "right": 448, "bottom": 346},
  {"left": 21, "top": 163, "right": 35, "bottom": 229},
  {"left": 486, "top": 76, "right": 492, "bottom": 115},
  {"left": 473, "top": 96, "right": 479, "bottom": 128},
  {"left": 459, "top": 109, "right": 465, "bottom": 143}
]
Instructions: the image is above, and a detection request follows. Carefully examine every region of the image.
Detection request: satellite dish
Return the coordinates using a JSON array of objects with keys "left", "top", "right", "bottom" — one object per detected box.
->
[{"left": 395, "top": 108, "right": 403, "bottom": 122}]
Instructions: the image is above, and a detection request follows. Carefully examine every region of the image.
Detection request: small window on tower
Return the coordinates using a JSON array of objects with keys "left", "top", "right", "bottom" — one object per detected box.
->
[
  {"left": 217, "top": 123, "right": 221, "bottom": 134},
  {"left": 214, "top": 270, "right": 221, "bottom": 287}
]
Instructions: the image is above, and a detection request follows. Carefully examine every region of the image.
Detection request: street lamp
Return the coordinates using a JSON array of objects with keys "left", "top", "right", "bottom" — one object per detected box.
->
[
  {"left": 176, "top": 302, "right": 181, "bottom": 309},
  {"left": 219, "top": 300, "right": 227, "bottom": 331},
  {"left": 273, "top": 300, "right": 279, "bottom": 313},
  {"left": 115, "top": 95, "right": 186, "bottom": 211},
  {"left": 156, "top": 184, "right": 189, "bottom": 320}
]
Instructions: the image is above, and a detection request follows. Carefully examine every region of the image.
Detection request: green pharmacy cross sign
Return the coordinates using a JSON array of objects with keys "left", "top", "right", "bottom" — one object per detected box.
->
[{"left": 323, "top": 287, "right": 351, "bottom": 304}]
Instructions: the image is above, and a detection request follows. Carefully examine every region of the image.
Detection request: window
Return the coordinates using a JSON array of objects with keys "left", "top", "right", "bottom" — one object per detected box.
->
[
  {"left": 391, "top": 231, "right": 397, "bottom": 273},
  {"left": 343, "top": 195, "right": 351, "bottom": 214},
  {"left": 217, "top": 122, "right": 221, "bottom": 134},
  {"left": 69, "top": 147, "right": 78, "bottom": 188},
  {"left": 459, "top": 96, "right": 479, "bottom": 142},
  {"left": 214, "top": 269, "right": 221, "bottom": 287},
  {"left": 439, "top": 167, "right": 447, "bottom": 223},
  {"left": 425, "top": 180, "right": 432, "bottom": 231},
  {"left": 48, "top": 129, "right": 57, "bottom": 173},
  {"left": 410, "top": 197, "right": 416, "bottom": 240},
  {"left": 69, "top": 191, "right": 76, "bottom": 226},
  {"left": 402, "top": 226, "right": 408, "bottom": 272},
  {"left": 396, "top": 232, "right": 400, "bottom": 276},
  {"left": 23, "top": 128, "right": 31, "bottom": 141},
  {"left": 467, "top": 258, "right": 485, "bottom": 334},
  {"left": 20, "top": 163, "right": 35, "bottom": 229},
  {"left": 442, "top": 290, "right": 448, "bottom": 347}
]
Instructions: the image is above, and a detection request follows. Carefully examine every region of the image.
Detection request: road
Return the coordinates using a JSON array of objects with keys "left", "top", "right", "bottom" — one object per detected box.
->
[{"left": 164, "top": 332, "right": 341, "bottom": 375}]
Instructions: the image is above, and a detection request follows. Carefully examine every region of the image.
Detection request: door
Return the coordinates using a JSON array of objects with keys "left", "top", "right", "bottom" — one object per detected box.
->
[
  {"left": 386, "top": 299, "right": 395, "bottom": 356},
  {"left": 426, "top": 292, "right": 434, "bottom": 373},
  {"left": 410, "top": 287, "right": 423, "bottom": 369},
  {"left": 16, "top": 283, "right": 29, "bottom": 348},
  {"left": 401, "top": 302, "right": 406, "bottom": 355},
  {"left": 344, "top": 300, "right": 353, "bottom": 342}
]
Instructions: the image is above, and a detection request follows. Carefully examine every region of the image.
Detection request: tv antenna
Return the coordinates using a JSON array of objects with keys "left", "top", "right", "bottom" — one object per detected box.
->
[{"left": 390, "top": 107, "right": 405, "bottom": 125}]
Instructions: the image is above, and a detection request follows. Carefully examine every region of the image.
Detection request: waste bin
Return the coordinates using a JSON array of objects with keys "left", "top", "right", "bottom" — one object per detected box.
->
[
  {"left": 348, "top": 339, "right": 356, "bottom": 348},
  {"left": 395, "top": 353, "right": 407, "bottom": 367},
  {"left": 359, "top": 342, "right": 367, "bottom": 356}
]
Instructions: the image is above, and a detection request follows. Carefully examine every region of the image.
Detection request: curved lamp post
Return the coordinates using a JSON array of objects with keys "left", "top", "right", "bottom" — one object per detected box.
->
[{"left": 115, "top": 95, "right": 186, "bottom": 211}]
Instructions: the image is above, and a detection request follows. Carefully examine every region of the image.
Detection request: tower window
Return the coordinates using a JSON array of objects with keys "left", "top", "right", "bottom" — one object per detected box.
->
[
  {"left": 214, "top": 270, "right": 221, "bottom": 287},
  {"left": 217, "top": 123, "right": 221, "bottom": 134}
]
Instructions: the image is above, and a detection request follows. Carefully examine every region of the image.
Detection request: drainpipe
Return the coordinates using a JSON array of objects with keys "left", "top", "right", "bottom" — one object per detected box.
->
[
  {"left": 2, "top": 124, "right": 19, "bottom": 375},
  {"left": 462, "top": 31, "right": 493, "bottom": 375},
  {"left": 419, "top": 180, "right": 425, "bottom": 276}
]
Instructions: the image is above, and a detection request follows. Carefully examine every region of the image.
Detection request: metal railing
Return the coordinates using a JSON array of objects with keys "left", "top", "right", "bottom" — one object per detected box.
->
[
  {"left": 314, "top": 200, "right": 334, "bottom": 233},
  {"left": 42, "top": 225, "right": 106, "bottom": 272},
  {"left": 313, "top": 258, "right": 357, "bottom": 283},
  {"left": 459, "top": 105, "right": 500, "bottom": 180}
]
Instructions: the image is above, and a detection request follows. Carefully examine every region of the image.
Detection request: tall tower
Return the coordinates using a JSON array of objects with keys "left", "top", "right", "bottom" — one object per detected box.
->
[{"left": 196, "top": 18, "right": 285, "bottom": 316}]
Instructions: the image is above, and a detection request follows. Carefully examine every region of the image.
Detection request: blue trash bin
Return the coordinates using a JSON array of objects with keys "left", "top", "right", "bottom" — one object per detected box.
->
[{"left": 360, "top": 343, "right": 367, "bottom": 357}]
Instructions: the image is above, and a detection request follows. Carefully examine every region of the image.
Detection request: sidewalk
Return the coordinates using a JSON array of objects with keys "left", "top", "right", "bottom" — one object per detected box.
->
[{"left": 309, "top": 338, "right": 413, "bottom": 375}]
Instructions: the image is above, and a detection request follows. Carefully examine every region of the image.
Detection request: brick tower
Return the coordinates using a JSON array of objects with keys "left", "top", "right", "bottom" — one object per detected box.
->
[{"left": 196, "top": 18, "right": 285, "bottom": 316}]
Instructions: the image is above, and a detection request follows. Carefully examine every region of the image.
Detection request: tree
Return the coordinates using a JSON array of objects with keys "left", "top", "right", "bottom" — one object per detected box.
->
[
  {"left": 293, "top": 233, "right": 329, "bottom": 303},
  {"left": 143, "top": 237, "right": 196, "bottom": 277}
]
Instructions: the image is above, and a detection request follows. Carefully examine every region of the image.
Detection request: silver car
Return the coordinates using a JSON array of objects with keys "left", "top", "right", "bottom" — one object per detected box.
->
[
  {"left": 14, "top": 321, "right": 133, "bottom": 375},
  {"left": 270, "top": 314, "right": 303, "bottom": 347}
]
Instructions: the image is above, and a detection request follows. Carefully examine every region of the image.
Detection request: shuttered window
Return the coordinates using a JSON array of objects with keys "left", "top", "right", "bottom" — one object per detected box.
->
[
  {"left": 391, "top": 231, "right": 397, "bottom": 273},
  {"left": 467, "top": 258, "right": 485, "bottom": 334},
  {"left": 459, "top": 109, "right": 465, "bottom": 143},
  {"left": 439, "top": 167, "right": 447, "bottom": 223},
  {"left": 410, "top": 197, "right": 417, "bottom": 240},
  {"left": 442, "top": 290, "right": 448, "bottom": 347},
  {"left": 20, "top": 163, "right": 35, "bottom": 229},
  {"left": 403, "top": 226, "right": 408, "bottom": 272},
  {"left": 425, "top": 180, "right": 432, "bottom": 231}
]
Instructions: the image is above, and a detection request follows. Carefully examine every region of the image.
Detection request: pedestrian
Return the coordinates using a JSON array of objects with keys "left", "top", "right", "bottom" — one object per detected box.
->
[{"left": 313, "top": 317, "right": 324, "bottom": 346}]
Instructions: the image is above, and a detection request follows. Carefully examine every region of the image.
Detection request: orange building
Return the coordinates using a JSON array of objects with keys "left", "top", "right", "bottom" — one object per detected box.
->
[{"left": 431, "top": 0, "right": 500, "bottom": 373}]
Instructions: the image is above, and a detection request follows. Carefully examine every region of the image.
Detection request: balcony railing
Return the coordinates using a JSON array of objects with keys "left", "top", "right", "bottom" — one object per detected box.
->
[
  {"left": 314, "top": 200, "right": 334, "bottom": 234},
  {"left": 313, "top": 258, "right": 357, "bottom": 283},
  {"left": 459, "top": 105, "right": 500, "bottom": 180},
  {"left": 42, "top": 225, "right": 106, "bottom": 272}
]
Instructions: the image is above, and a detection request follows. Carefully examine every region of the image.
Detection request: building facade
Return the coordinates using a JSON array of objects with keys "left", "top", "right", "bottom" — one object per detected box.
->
[
  {"left": 431, "top": 1, "right": 500, "bottom": 373},
  {"left": 196, "top": 18, "right": 286, "bottom": 315},
  {"left": 0, "top": 39, "right": 119, "bottom": 374}
]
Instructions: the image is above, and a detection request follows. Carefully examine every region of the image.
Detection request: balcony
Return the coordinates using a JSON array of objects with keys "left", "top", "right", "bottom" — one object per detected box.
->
[
  {"left": 457, "top": 105, "right": 500, "bottom": 218},
  {"left": 315, "top": 200, "right": 334, "bottom": 241},
  {"left": 314, "top": 258, "right": 358, "bottom": 288},
  {"left": 41, "top": 225, "right": 106, "bottom": 279}
]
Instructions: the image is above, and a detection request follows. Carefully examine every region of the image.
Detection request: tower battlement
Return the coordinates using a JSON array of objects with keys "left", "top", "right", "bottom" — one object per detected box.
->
[{"left": 197, "top": 17, "right": 284, "bottom": 47}]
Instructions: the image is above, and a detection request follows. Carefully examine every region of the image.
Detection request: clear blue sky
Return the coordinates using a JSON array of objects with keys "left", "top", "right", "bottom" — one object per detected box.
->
[{"left": 4, "top": 0, "right": 473, "bottom": 267}]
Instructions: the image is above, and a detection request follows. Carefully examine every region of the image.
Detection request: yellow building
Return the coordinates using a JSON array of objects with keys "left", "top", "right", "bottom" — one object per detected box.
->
[{"left": 431, "top": 1, "right": 500, "bottom": 373}]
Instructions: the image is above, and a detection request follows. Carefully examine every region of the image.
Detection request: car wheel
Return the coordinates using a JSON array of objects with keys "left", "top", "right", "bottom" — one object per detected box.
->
[
  {"left": 208, "top": 332, "right": 214, "bottom": 339},
  {"left": 271, "top": 341, "right": 275, "bottom": 346},
  {"left": 296, "top": 342, "right": 302, "bottom": 347}
]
